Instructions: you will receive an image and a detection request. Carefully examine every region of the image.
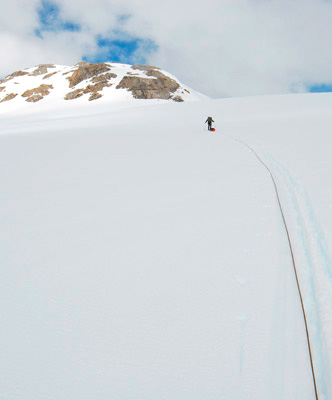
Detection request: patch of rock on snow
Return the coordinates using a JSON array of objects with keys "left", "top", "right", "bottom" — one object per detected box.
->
[{"left": 0, "top": 62, "right": 204, "bottom": 109}]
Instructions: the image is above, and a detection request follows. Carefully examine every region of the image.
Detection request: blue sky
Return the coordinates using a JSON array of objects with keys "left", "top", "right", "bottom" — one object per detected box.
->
[
  {"left": 1, "top": 0, "right": 332, "bottom": 97},
  {"left": 82, "top": 36, "right": 157, "bottom": 64},
  {"left": 309, "top": 84, "right": 332, "bottom": 93},
  {"left": 35, "top": 0, "right": 81, "bottom": 37},
  {"left": 35, "top": 0, "right": 157, "bottom": 65}
]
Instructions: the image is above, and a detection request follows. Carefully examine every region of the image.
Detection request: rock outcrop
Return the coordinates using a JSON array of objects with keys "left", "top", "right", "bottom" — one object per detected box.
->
[
  {"left": 30, "top": 64, "right": 56, "bottom": 76},
  {"left": 0, "top": 62, "right": 201, "bottom": 107},
  {"left": 65, "top": 81, "right": 113, "bottom": 101},
  {"left": 22, "top": 84, "right": 53, "bottom": 102},
  {"left": 64, "top": 89, "right": 84, "bottom": 100},
  {"left": 91, "top": 72, "right": 117, "bottom": 84},
  {"left": 67, "top": 62, "right": 111, "bottom": 88},
  {"left": 1, "top": 71, "right": 29, "bottom": 83},
  {"left": 10, "top": 71, "right": 29, "bottom": 78},
  {"left": 0, "top": 93, "right": 17, "bottom": 102},
  {"left": 116, "top": 65, "right": 182, "bottom": 101},
  {"left": 172, "top": 95, "right": 184, "bottom": 102},
  {"left": 65, "top": 65, "right": 117, "bottom": 101},
  {"left": 26, "top": 95, "right": 44, "bottom": 103},
  {"left": 43, "top": 72, "right": 58, "bottom": 80}
]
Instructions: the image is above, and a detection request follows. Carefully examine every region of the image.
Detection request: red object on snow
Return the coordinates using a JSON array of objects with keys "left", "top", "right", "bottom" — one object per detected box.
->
[{"left": 211, "top": 128, "right": 216, "bottom": 132}]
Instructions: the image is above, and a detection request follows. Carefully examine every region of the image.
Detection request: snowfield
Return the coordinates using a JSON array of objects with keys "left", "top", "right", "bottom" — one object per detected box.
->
[{"left": 1, "top": 93, "right": 332, "bottom": 399}]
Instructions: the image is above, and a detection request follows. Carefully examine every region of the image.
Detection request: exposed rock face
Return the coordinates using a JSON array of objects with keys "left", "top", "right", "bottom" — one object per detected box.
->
[
  {"left": 65, "top": 68, "right": 116, "bottom": 101},
  {"left": 65, "top": 81, "right": 113, "bottom": 101},
  {"left": 172, "top": 95, "right": 184, "bottom": 102},
  {"left": 10, "top": 71, "right": 29, "bottom": 78},
  {"left": 1, "top": 70, "right": 29, "bottom": 83},
  {"left": 64, "top": 89, "right": 84, "bottom": 100},
  {"left": 132, "top": 65, "right": 174, "bottom": 83},
  {"left": 26, "top": 95, "right": 43, "bottom": 103},
  {"left": 116, "top": 64, "right": 182, "bottom": 101},
  {"left": 0, "top": 62, "right": 199, "bottom": 107},
  {"left": 91, "top": 72, "right": 117, "bottom": 84},
  {"left": 132, "top": 65, "right": 160, "bottom": 72},
  {"left": 3, "top": 65, "right": 56, "bottom": 81},
  {"left": 0, "top": 93, "right": 17, "bottom": 102},
  {"left": 22, "top": 84, "right": 53, "bottom": 102},
  {"left": 116, "top": 65, "right": 181, "bottom": 101},
  {"left": 89, "top": 92, "right": 102, "bottom": 101},
  {"left": 30, "top": 64, "right": 56, "bottom": 76},
  {"left": 86, "top": 82, "right": 111, "bottom": 93},
  {"left": 68, "top": 62, "right": 111, "bottom": 88},
  {"left": 43, "top": 71, "right": 58, "bottom": 80}
]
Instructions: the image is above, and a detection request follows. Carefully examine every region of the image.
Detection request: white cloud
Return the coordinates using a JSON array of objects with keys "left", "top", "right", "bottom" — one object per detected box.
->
[
  {"left": 0, "top": 0, "right": 96, "bottom": 77},
  {"left": 1, "top": 0, "right": 332, "bottom": 97}
]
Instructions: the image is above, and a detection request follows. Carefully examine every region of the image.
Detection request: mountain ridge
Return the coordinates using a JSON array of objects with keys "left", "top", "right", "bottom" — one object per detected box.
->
[{"left": 0, "top": 62, "right": 206, "bottom": 110}]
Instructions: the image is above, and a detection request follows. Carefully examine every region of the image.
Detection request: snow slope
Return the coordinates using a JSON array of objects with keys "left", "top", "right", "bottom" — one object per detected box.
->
[
  {"left": 1, "top": 93, "right": 332, "bottom": 399},
  {"left": 0, "top": 63, "right": 206, "bottom": 114}
]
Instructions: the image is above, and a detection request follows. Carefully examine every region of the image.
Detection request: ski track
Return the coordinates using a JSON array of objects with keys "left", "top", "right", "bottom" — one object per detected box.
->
[
  {"left": 228, "top": 132, "right": 332, "bottom": 400},
  {"left": 265, "top": 154, "right": 332, "bottom": 400},
  {"left": 2, "top": 94, "right": 331, "bottom": 399},
  {"left": 221, "top": 132, "right": 318, "bottom": 399}
]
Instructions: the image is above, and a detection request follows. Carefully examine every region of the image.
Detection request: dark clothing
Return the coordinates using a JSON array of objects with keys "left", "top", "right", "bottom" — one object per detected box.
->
[{"left": 205, "top": 117, "right": 214, "bottom": 131}]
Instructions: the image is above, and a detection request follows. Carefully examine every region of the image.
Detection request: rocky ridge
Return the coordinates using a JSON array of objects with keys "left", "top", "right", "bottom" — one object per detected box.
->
[{"left": 0, "top": 62, "right": 203, "bottom": 107}]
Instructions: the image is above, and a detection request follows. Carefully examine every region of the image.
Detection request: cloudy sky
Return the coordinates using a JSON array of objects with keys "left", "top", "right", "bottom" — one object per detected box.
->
[{"left": 1, "top": 0, "right": 332, "bottom": 97}]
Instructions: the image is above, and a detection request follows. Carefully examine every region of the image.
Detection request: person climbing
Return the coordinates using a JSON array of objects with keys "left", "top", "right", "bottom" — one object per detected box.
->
[{"left": 205, "top": 116, "right": 214, "bottom": 131}]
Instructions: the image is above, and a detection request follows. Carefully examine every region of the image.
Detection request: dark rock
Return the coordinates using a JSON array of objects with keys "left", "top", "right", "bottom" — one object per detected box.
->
[
  {"left": 65, "top": 80, "right": 112, "bottom": 101},
  {"left": 89, "top": 92, "right": 103, "bottom": 101},
  {"left": 119, "top": 65, "right": 180, "bottom": 100},
  {"left": 116, "top": 73, "right": 180, "bottom": 100},
  {"left": 131, "top": 65, "right": 161, "bottom": 72},
  {"left": 22, "top": 84, "right": 53, "bottom": 98},
  {"left": 30, "top": 64, "right": 56, "bottom": 76},
  {"left": 43, "top": 72, "right": 58, "bottom": 80},
  {"left": 172, "top": 95, "right": 184, "bottom": 102},
  {"left": 26, "top": 94, "right": 43, "bottom": 102},
  {"left": 91, "top": 73, "right": 117, "bottom": 83},
  {"left": 0, "top": 93, "right": 17, "bottom": 102},
  {"left": 64, "top": 89, "right": 84, "bottom": 100},
  {"left": 1, "top": 70, "right": 29, "bottom": 83},
  {"left": 10, "top": 71, "right": 29, "bottom": 77},
  {"left": 68, "top": 62, "right": 111, "bottom": 88},
  {"left": 84, "top": 82, "right": 112, "bottom": 93}
]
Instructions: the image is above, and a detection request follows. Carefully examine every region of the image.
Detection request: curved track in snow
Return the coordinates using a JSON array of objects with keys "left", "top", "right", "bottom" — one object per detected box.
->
[
  {"left": 229, "top": 136, "right": 319, "bottom": 400},
  {"left": 1, "top": 98, "right": 325, "bottom": 400}
]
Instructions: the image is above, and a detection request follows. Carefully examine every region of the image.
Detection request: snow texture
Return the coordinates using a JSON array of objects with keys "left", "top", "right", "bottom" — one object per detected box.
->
[{"left": 1, "top": 92, "right": 332, "bottom": 399}]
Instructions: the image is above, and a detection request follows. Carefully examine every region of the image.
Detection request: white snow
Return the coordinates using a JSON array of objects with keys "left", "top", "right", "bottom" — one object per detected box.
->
[
  {"left": 0, "top": 63, "right": 206, "bottom": 115},
  {"left": 1, "top": 92, "right": 332, "bottom": 399}
]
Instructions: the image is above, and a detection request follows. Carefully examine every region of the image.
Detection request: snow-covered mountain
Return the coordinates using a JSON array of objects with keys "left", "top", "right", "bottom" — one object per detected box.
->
[
  {"left": 1, "top": 91, "right": 332, "bottom": 399},
  {"left": 0, "top": 62, "right": 205, "bottom": 111}
]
